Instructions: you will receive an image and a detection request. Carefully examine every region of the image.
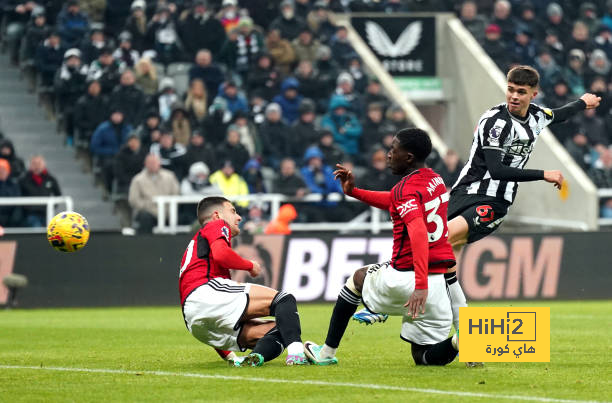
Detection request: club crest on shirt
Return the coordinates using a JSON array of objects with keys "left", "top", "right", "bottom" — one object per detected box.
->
[
  {"left": 221, "top": 225, "right": 230, "bottom": 242},
  {"left": 397, "top": 199, "right": 418, "bottom": 218}
]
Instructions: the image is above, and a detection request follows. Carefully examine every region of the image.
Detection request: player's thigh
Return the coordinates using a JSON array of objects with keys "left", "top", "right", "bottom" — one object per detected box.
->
[
  {"left": 244, "top": 284, "right": 278, "bottom": 319},
  {"left": 448, "top": 215, "right": 469, "bottom": 248},
  {"left": 238, "top": 319, "right": 276, "bottom": 349},
  {"left": 362, "top": 262, "right": 413, "bottom": 316}
]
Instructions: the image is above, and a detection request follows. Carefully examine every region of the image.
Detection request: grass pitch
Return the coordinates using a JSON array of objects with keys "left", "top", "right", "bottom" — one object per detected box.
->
[{"left": 1, "top": 301, "right": 611, "bottom": 402}]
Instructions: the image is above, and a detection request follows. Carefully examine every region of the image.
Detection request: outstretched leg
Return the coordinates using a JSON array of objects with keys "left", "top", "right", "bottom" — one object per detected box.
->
[{"left": 446, "top": 216, "right": 469, "bottom": 331}]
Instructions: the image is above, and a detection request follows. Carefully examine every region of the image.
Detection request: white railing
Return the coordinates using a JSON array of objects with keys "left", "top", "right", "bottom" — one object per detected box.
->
[
  {"left": 153, "top": 193, "right": 393, "bottom": 234},
  {"left": 0, "top": 196, "right": 74, "bottom": 234}
]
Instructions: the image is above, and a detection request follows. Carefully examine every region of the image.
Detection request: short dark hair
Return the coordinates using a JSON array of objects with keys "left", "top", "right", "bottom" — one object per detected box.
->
[
  {"left": 395, "top": 127, "right": 432, "bottom": 162},
  {"left": 196, "top": 196, "right": 230, "bottom": 225},
  {"left": 507, "top": 65, "right": 539, "bottom": 88}
]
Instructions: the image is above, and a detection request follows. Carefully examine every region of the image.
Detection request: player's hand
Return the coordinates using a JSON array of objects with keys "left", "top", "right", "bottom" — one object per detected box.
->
[
  {"left": 580, "top": 93, "right": 601, "bottom": 109},
  {"left": 543, "top": 170, "right": 564, "bottom": 189},
  {"left": 404, "top": 289, "right": 428, "bottom": 319},
  {"left": 333, "top": 164, "right": 355, "bottom": 194},
  {"left": 249, "top": 261, "right": 262, "bottom": 278}
]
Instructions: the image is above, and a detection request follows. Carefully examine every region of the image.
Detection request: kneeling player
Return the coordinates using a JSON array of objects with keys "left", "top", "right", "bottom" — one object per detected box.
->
[
  {"left": 179, "top": 196, "right": 308, "bottom": 366},
  {"left": 304, "top": 129, "right": 458, "bottom": 366}
]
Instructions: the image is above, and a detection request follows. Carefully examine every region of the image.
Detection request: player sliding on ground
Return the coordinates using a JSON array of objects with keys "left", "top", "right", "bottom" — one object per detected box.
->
[
  {"left": 304, "top": 128, "right": 459, "bottom": 366},
  {"left": 179, "top": 196, "right": 308, "bottom": 367}
]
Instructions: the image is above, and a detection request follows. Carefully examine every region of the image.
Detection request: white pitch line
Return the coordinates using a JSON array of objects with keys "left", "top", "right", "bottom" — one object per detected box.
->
[{"left": 0, "top": 365, "right": 607, "bottom": 403}]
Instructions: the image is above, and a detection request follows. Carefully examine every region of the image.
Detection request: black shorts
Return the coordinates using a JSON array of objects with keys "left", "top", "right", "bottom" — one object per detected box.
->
[{"left": 447, "top": 191, "right": 511, "bottom": 244}]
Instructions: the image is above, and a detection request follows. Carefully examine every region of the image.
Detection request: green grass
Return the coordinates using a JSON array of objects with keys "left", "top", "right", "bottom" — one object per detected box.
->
[{"left": 1, "top": 301, "right": 611, "bottom": 402}]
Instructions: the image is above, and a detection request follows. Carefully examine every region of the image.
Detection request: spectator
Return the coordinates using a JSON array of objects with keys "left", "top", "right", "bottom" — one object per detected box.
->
[
  {"left": 585, "top": 49, "right": 612, "bottom": 84},
  {"left": 219, "top": 17, "right": 265, "bottom": 79},
  {"left": 334, "top": 72, "right": 363, "bottom": 114},
  {"left": 113, "top": 31, "right": 140, "bottom": 69},
  {"left": 273, "top": 157, "right": 308, "bottom": 198},
  {"left": 511, "top": 26, "right": 538, "bottom": 66},
  {"left": 577, "top": 2, "right": 600, "bottom": 36},
  {"left": 79, "top": 0, "right": 105, "bottom": 25},
  {"left": 114, "top": 133, "right": 146, "bottom": 194},
  {"left": 0, "top": 159, "right": 22, "bottom": 227},
  {"left": 589, "top": 149, "right": 612, "bottom": 217},
  {"left": 259, "top": 102, "right": 290, "bottom": 167},
  {"left": 294, "top": 0, "right": 312, "bottom": 19},
  {"left": 603, "top": 1, "right": 612, "bottom": 32},
  {"left": 232, "top": 110, "right": 260, "bottom": 157},
  {"left": 292, "top": 27, "right": 321, "bottom": 63},
  {"left": 564, "top": 132, "right": 593, "bottom": 171},
  {"left": 74, "top": 80, "right": 108, "bottom": 150},
  {"left": 149, "top": 129, "right": 188, "bottom": 181},
  {"left": 157, "top": 77, "right": 179, "bottom": 122},
  {"left": 185, "top": 130, "right": 217, "bottom": 170},
  {"left": 35, "top": 31, "right": 64, "bottom": 88},
  {"left": 346, "top": 56, "right": 368, "bottom": 94},
  {"left": 588, "top": 76, "right": 611, "bottom": 119},
  {"left": 80, "top": 27, "right": 107, "bottom": 65},
  {"left": 216, "top": 125, "right": 250, "bottom": 173},
  {"left": 217, "top": 0, "right": 241, "bottom": 33},
  {"left": 361, "top": 102, "right": 387, "bottom": 154},
  {"left": 317, "top": 129, "right": 346, "bottom": 166},
  {"left": 124, "top": 0, "right": 147, "bottom": 53},
  {"left": 517, "top": 1, "right": 543, "bottom": 41},
  {"left": 55, "top": 48, "right": 88, "bottom": 144},
  {"left": 87, "top": 47, "right": 123, "bottom": 94},
  {"left": 180, "top": 161, "right": 220, "bottom": 196},
  {"left": 266, "top": 29, "right": 296, "bottom": 76},
  {"left": 386, "top": 104, "right": 413, "bottom": 132},
  {"left": 307, "top": 2, "right": 336, "bottom": 44},
  {"left": 272, "top": 77, "right": 303, "bottom": 124},
  {"left": 543, "top": 3, "right": 571, "bottom": 43},
  {"left": 184, "top": 78, "right": 208, "bottom": 127},
  {"left": 543, "top": 28, "right": 565, "bottom": 65},
  {"left": 22, "top": 9, "right": 51, "bottom": 67},
  {"left": 564, "top": 49, "right": 587, "bottom": 95},
  {"left": 270, "top": 0, "right": 307, "bottom": 41},
  {"left": 202, "top": 98, "right": 231, "bottom": 146},
  {"left": 5, "top": 1, "right": 36, "bottom": 65},
  {"left": 490, "top": 0, "right": 516, "bottom": 46},
  {"left": 0, "top": 140, "right": 26, "bottom": 180},
  {"left": 459, "top": 0, "right": 487, "bottom": 44},
  {"left": 248, "top": 53, "right": 281, "bottom": 101},
  {"left": 483, "top": 23, "right": 510, "bottom": 71},
  {"left": 594, "top": 25, "right": 612, "bottom": 62},
  {"left": 362, "top": 148, "right": 397, "bottom": 191},
  {"left": 300, "top": 145, "right": 343, "bottom": 221},
  {"left": 146, "top": 4, "right": 183, "bottom": 66},
  {"left": 129, "top": 153, "right": 179, "bottom": 234},
  {"left": 534, "top": 48, "right": 562, "bottom": 96},
  {"left": 294, "top": 60, "right": 326, "bottom": 110},
  {"left": 216, "top": 80, "right": 248, "bottom": 116},
  {"left": 291, "top": 99, "right": 319, "bottom": 160},
  {"left": 545, "top": 78, "right": 578, "bottom": 143},
  {"left": 315, "top": 45, "right": 340, "bottom": 97},
  {"left": 242, "top": 158, "right": 267, "bottom": 193},
  {"left": 209, "top": 160, "right": 250, "bottom": 208},
  {"left": 178, "top": 0, "right": 227, "bottom": 59},
  {"left": 134, "top": 58, "right": 159, "bottom": 97},
  {"left": 20, "top": 155, "right": 61, "bottom": 227},
  {"left": 109, "top": 69, "right": 146, "bottom": 126},
  {"left": 56, "top": 0, "right": 90, "bottom": 49},
  {"left": 329, "top": 25, "right": 356, "bottom": 67},
  {"left": 437, "top": 149, "right": 463, "bottom": 188},
  {"left": 105, "top": 0, "right": 132, "bottom": 37},
  {"left": 574, "top": 108, "right": 608, "bottom": 146},
  {"left": 188, "top": 49, "right": 225, "bottom": 104},
  {"left": 567, "top": 21, "right": 594, "bottom": 58},
  {"left": 135, "top": 110, "right": 161, "bottom": 149},
  {"left": 321, "top": 96, "right": 362, "bottom": 158},
  {"left": 359, "top": 77, "right": 389, "bottom": 114},
  {"left": 169, "top": 102, "right": 191, "bottom": 146},
  {"left": 90, "top": 109, "right": 133, "bottom": 191}
]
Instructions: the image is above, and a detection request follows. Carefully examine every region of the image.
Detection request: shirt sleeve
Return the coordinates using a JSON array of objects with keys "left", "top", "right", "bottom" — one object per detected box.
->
[
  {"left": 203, "top": 220, "right": 232, "bottom": 246},
  {"left": 349, "top": 188, "right": 392, "bottom": 210},
  {"left": 480, "top": 116, "right": 511, "bottom": 150},
  {"left": 210, "top": 239, "right": 254, "bottom": 271}
]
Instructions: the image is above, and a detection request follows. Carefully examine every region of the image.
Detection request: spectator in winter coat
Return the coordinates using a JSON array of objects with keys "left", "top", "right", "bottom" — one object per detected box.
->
[
  {"left": 157, "top": 77, "right": 179, "bottom": 123},
  {"left": 79, "top": 27, "right": 107, "bottom": 65},
  {"left": 274, "top": 157, "right": 308, "bottom": 197},
  {"left": 360, "top": 102, "right": 387, "bottom": 155},
  {"left": 109, "top": 69, "right": 146, "bottom": 126},
  {"left": 258, "top": 103, "right": 290, "bottom": 168},
  {"left": 436, "top": 150, "right": 463, "bottom": 189},
  {"left": 135, "top": 110, "right": 161, "bottom": 149},
  {"left": 209, "top": 160, "right": 250, "bottom": 208},
  {"left": 188, "top": 49, "right": 225, "bottom": 104},
  {"left": 294, "top": 60, "right": 326, "bottom": 111},
  {"left": 317, "top": 129, "right": 346, "bottom": 166},
  {"left": 113, "top": 31, "right": 140, "bottom": 69},
  {"left": 460, "top": 0, "right": 487, "bottom": 44},
  {"left": 272, "top": 77, "right": 303, "bottom": 124},
  {"left": 232, "top": 110, "right": 260, "bottom": 157},
  {"left": 292, "top": 27, "right": 321, "bottom": 63},
  {"left": 216, "top": 80, "right": 248, "bottom": 116},
  {"left": 185, "top": 130, "right": 217, "bottom": 170},
  {"left": 290, "top": 99, "right": 319, "bottom": 160},
  {"left": 178, "top": 0, "right": 227, "bottom": 59},
  {"left": 362, "top": 148, "right": 398, "bottom": 191},
  {"left": 270, "top": 0, "right": 307, "bottom": 40},
  {"left": 114, "top": 133, "right": 147, "bottom": 194},
  {"left": 216, "top": 125, "right": 250, "bottom": 173},
  {"left": 333, "top": 71, "right": 363, "bottom": 114},
  {"left": 22, "top": 9, "right": 50, "bottom": 65},
  {"left": 482, "top": 24, "right": 510, "bottom": 72},
  {"left": 180, "top": 161, "right": 220, "bottom": 196},
  {"left": 219, "top": 17, "right": 265, "bottom": 78},
  {"left": 55, "top": 48, "right": 88, "bottom": 143},
  {"left": 184, "top": 79, "right": 208, "bottom": 127},
  {"left": 329, "top": 26, "right": 356, "bottom": 66},
  {"left": 56, "top": 0, "right": 89, "bottom": 48},
  {"left": 129, "top": 153, "right": 179, "bottom": 233},
  {"left": 169, "top": 102, "right": 191, "bottom": 146},
  {"left": 0, "top": 139, "right": 26, "bottom": 180},
  {"left": 74, "top": 80, "right": 108, "bottom": 149},
  {"left": 321, "top": 95, "right": 362, "bottom": 158},
  {"left": 300, "top": 146, "right": 343, "bottom": 220},
  {"left": 146, "top": 5, "right": 183, "bottom": 66},
  {"left": 19, "top": 155, "right": 61, "bottom": 227},
  {"left": 134, "top": 57, "right": 159, "bottom": 97},
  {"left": 242, "top": 158, "right": 267, "bottom": 193},
  {"left": 35, "top": 31, "right": 64, "bottom": 87},
  {"left": 124, "top": 0, "right": 147, "bottom": 53},
  {"left": 248, "top": 53, "right": 282, "bottom": 101},
  {"left": 149, "top": 129, "right": 188, "bottom": 181},
  {"left": 265, "top": 29, "right": 296, "bottom": 76},
  {"left": 86, "top": 47, "right": 124, "bottom": 94},
  {"left": 0, "top": 159, "right": 23, "bottom": 227}
]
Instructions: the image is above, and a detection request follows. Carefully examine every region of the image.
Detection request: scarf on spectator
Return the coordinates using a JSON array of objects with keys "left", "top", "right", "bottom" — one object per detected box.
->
[{"left": 31, "top": 170, "right": 47, "bottom": 186}]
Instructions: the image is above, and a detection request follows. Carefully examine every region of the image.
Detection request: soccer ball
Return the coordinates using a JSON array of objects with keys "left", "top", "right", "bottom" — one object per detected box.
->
[{"left": 46, "top": 211, "right": 90, "bottom": 253}]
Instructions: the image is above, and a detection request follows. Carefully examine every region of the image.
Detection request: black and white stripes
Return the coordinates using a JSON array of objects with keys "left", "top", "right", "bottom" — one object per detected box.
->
[
  {"left": 206, "top": 279, "right": 245, "bottom": 293},
  {"left": 339, "top": 286, "right": 361, "bottom": 306}
]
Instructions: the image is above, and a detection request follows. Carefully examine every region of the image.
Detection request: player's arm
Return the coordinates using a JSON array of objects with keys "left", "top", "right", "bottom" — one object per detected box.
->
[
  {"left": 402, "top": 215, "right": 429, "bottom": 319},
  {"left": 551, "top": 94, "right": 600, "bottom": 123},
  {"left": 483, "top": 149, "right": 563, "bottom": 189},
  {"left": 210, "top": 238, "right": 254, "bottom": 272},
  {"left": 334, "top": 164, "right": 391, "bottom": 210}
]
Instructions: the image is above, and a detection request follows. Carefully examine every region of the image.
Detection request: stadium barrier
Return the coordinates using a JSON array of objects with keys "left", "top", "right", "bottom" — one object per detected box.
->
[
  {"left": 0, "top": 196, "right": 74, "bottom": 234},
  {"left": 596, "top": 189, "right": 612, "bottom": 227},
  {"left": 2, "top": 231, "right": 610, "bottom": 308}
]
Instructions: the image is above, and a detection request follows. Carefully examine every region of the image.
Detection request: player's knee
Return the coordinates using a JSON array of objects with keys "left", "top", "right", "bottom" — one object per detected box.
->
[
  {"left": 269, "top": 291, "right": 296, "bottom": 316},
  {"left": 411, "top": 343, "right": 428, "bottom": 365},
  {"left": 351, "top": 267, "right": 367, "bottom": 294}
]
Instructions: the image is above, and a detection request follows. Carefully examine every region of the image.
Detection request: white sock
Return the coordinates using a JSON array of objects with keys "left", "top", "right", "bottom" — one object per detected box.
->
[
  {"left": 287, "top": 342, "right": 304, "bottom": 355},
  {"left": 321, "top": 344, "right": 337, "bottom": 359},
  {"left": 445, "top": 273, "right": 467, "bottom": 331}
]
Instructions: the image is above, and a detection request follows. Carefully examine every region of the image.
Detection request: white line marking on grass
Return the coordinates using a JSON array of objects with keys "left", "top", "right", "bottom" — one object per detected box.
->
[{"left": 0, "top": 365, "right": 606, "bottom": 403}]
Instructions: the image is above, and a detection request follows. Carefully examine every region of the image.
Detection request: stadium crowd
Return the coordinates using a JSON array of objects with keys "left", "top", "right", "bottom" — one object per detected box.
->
[{"left": 0, "top": 0, "right": 611, "bottom": 231}]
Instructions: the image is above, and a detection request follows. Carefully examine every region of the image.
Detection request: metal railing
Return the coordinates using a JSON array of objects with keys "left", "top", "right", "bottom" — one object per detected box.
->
[
  {"left": 152, "top": 193, "right": 393, "bottom": 234},
  {"left": 0, "top": 196, "right": 74, "bottom": 234}
]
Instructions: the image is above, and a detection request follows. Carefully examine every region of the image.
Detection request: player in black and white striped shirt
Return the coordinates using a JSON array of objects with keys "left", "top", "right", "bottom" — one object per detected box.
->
[{"left": 444, "top": 66, "right": 600, "bottom": 350}]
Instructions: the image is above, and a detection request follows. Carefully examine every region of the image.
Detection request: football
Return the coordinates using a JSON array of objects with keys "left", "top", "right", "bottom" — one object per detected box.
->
[{"left": 46, "top": 211, "right": 90, "bottom": 253}]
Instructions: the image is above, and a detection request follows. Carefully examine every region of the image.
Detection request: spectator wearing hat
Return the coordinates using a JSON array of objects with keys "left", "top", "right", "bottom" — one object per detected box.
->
[
  {"left": 534, "top": 47, "right": 562, "bottom": 96},
  {"left": 272, "top": 77, "right": 303, "bottom": 124},
  {"left": 146, "top": 4, "right": 183, "bottom": 66},
  {"left": 585, "top": 49, "right": 612, "bottom": 84},
  {"left": 219, "top": 17, "right": 264, "bottom": 78},
  {"left": 578, "top": 2, "right": 600, "bottom": 37},
  {"left": 20, "top": 155, "right": 62, "bottom": 227},
  {"left": 543, "top": 28, "right": 565, "bottom": 66},
  {"left": 359, "top": 77, "right": 388, "bottom": 113},
  {"left": 104, "top": 0, "right": 132, "bottom": 37},
  {"left": 360, "top": 102, "right": 388, "bottom": 155},
  {"left": 216, "top": 125, "right": 250, "bottom": 173},
  {"left": 317, "top": 129, "right": 345, "bottom": 166},
  {"left": 459, "top": 0, "right": 487, "bottom": 45},
  {"left": 35, "top": 31, "right": 64, "bottom": 88},
  {"left": 266, "top": 28, "right": 297, "bottom": 76},
  {"left": 217, "top": 0, "right": 241, "bottom": 33},
  {"left": 80, "top": 28, "right": 107, "bottom": 65},
  {"left": 22, "top": 8, "right": 51, "bottom": 71},
  {"left": 124, "top": 0, "right": 148, "bottom": 53},
  {"left": 55, "top": 49, "right": 88, "bottom": 144},
  {"left": 184, "top": 78, "right": 208, "bottom": 127},
  {"left": 517, "top": 1, "right": 544, "bottom": 41},
  {"left": 209, "top": 160, "right": 250, "bottom": 208},
  {"left": 0, "top": 158, "right": 23, "bottom": 228},
  {"left": 87, "top": 46, "right": 123, "bottom": 94},
  {"left": 300, "top": 145, "right": 343, "bottom": 221},
  {"left": 258, "top": 102, "right": 290, "bottom": 168},
  {"left": 113, "top": 31, "right": 140, "bottom": 68},
  {"left": 216, "top": 80, "right": 248, "bottom": 116},
  {"left": 129, "top": 153, "right": 179, "bottom": 234},
  {"left": 315, "top": 45, "right": 339, "bottom": 98},
  {"left": 330, "top": 26, "right": 356, "bottom": 67},
  {"left": 543, "top": 3, "right": 571, "bottom": 42},
  {"left": 334, "top": 71, "right": 362, "bottom": 114},
  {"left": 136, "top": 110, "right": 162, "bottom": 149},
  {"left": 587, "top": 77, "right": 611, "bottom": 120},
  {"left": 511, "top": 25, "right": 538, "bottom": 66},
  {"left": 321, "top": 95, "right": 362, "bottom": 158},
  {"left": 90, "top": 109, "right": 133, "bottom": 191},
  {"left": 74, "top": 80, "right": 109, "bottom": 151},
  {"left": 57, "top": 0, "right": 90, "bottom": 49},
  {"left": 0, "top": 140, "right": 26, "bottom": 180},
  {"left": 247, "top": 53, "right": 281, "bottom": 101},
  {"left": 180, "top": 161, "right": 220, "bottom": 196},
  {"left": 270, "top": 0, "right": 307, "bottom": 41},
  {"left": 149, "top": 128, "right": 188, "bottom": 180},
  {"left": 185, "top": 130, "right": 217, "bottom": 169},
  {"left": 134, "top": 57, "right": 159, "bottom": 97},
  {"left": 564, "top": 49, "right": 587, "bottom": 95},
  {"left": 292, "top": 27, "right": 321, "bottom": 63},
  {"left": 490, "top": 0, "right": 516, "bottom": 46},
  {"left": 386, "top": 103, "right": 413, "bottom": 133},
  {"left": 202, "top": 97, "right": 231, "bottom": 146},
  {"left": 242, "top": 158, "right": 267, "bottom": 193},
  {"left": 189, "top": 49, "right": 225, "bottom": 104},
  {"left": 178, "top": 0, "right": 227, "bottom": 60},
  {"left": 114, "top": 133, "right": 147, "bottom": 194},
  {"left": 232, "top": 110, "right": 260, "bottom": 157},
  {"left": 109, "top": 69, "right": 146, "bottom": 126},
  {"left": 157, "top": 77, "right": 179, "bottom": 122},
  {"left": 347, "top": 56, "right": 368, "bottom": 93},
  {"left": 294, "top": 60, "right": 326, "bottom": 111},
  {"left": 169, "top": 102, "right": 191, "bottom": 146},
  {"left": 483, "top": 23, "right": 510, "bottom": 71},
  {"left": 290, "top": 99, "right": 319, "bottom": 159},
  {"left": 594, "top": 25, "right": 612, "bottom": 61},
  {"left": 307, "top": 1, "right": 336, "bottom": 44}
]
